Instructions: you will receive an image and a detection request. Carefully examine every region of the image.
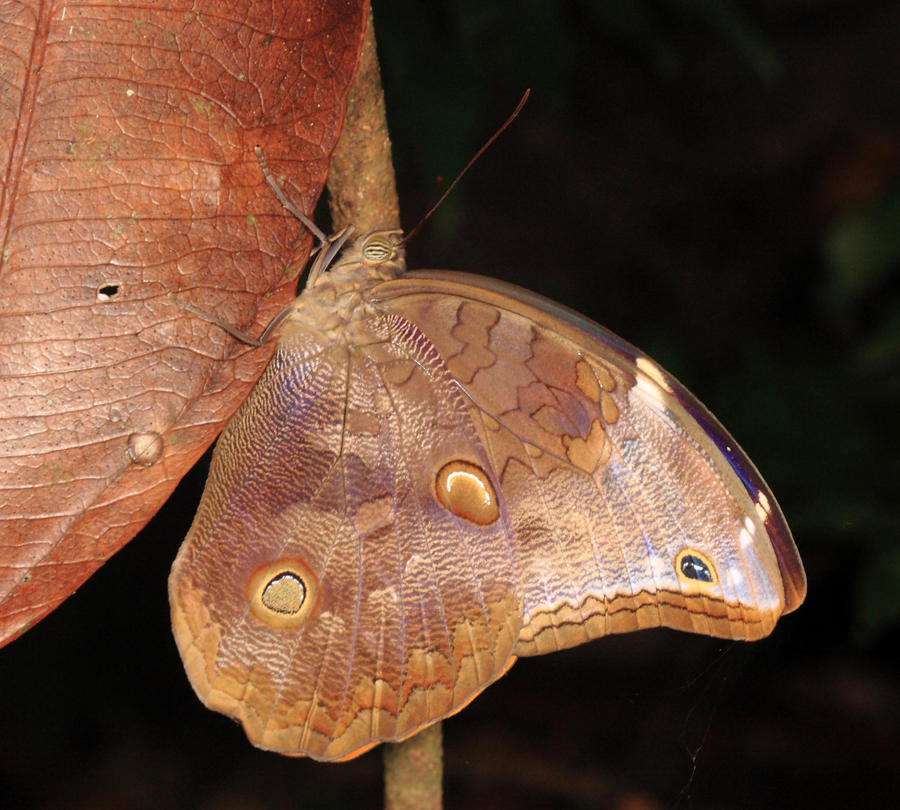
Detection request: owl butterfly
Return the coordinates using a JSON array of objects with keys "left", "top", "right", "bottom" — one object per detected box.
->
[{"left": 168, "top": 155, "right": 806, "bottom": 764}]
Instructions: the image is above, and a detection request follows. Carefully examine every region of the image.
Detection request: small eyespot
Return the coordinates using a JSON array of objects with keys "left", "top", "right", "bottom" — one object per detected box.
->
[
  {"left": 435, "top": 460, "right": 500, "bottom": 525},
  {"left": 249, "top": 559, "right": 317, "bottom": 628},
  {"left": 675, "top": 549, "right": 717, "bottom": 584}
]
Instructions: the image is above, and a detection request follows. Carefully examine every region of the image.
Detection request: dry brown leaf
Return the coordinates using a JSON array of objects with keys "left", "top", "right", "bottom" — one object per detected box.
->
[{"left": 0, "top": 0, "right": 370, "bottom": 646}]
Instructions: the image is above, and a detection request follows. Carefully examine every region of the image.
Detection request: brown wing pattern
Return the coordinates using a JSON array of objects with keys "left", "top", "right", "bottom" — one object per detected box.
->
[
  {"left": 169, "top": 311, "right": 521, "bottom": 761},
  {"left": 372, "top": 271, "right": 806, "bottom": 655}
]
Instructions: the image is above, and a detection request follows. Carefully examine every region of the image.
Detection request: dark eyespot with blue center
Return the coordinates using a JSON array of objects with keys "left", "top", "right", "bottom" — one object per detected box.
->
[
  {"left": 679, "top": 553, "right": 715, "bottom": 583},
  {"left": 674, "top": 548, "right": 718, "bottom": 585}
]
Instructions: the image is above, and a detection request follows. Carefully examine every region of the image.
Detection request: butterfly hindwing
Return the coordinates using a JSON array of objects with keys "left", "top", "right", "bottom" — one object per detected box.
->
[{"left": 169, "top": 305, "right": 521, "bottom": 761}]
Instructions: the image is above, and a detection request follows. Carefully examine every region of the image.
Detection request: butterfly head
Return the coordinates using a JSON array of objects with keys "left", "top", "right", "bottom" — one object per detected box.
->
[{"left": 306, "top": 227, "right": 406, "bottom": 290}]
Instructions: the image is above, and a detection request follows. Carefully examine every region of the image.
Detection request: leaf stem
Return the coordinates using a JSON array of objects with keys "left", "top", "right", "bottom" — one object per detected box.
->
[
  {"left": 383, "top": 722, "right": 444, "bottom": 810},
  {"left": 323, "top": 5, "right": 443, "bottom": 808},
  {"left": 327, "top": 5, "right": 401, "bottom": 234}
]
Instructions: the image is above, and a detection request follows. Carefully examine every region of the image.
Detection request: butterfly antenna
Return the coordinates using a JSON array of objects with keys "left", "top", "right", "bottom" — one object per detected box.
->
[
  {"left": 254, "top": 146, "right": 329, "bottom": 245},
  {"left": 400, "top": 89, "right": 531, "bottom": 246}
]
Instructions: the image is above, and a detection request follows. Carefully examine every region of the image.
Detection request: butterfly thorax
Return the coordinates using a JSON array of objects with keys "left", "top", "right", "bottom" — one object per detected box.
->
[{"left": 280, "top": 228, "right": 405, "bottom": 343}]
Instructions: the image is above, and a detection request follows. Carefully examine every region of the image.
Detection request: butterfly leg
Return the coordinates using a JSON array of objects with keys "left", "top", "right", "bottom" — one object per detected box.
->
[
  {"left": 167, "top": 293, "right": 273, "bottom": 347},
  {"left": 253, "top": 146, "right": 328, "bottom": 243}
]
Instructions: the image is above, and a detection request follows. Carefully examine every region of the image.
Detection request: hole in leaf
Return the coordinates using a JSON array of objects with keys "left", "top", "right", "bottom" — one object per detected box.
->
[{"left": 97, "top": 284, "right": 120, "bottom": 301}]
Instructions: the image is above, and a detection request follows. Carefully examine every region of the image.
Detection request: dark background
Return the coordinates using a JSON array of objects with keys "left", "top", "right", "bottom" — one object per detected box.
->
[{"left": 2, "top": 1, "right": 898, "bottom": 808}]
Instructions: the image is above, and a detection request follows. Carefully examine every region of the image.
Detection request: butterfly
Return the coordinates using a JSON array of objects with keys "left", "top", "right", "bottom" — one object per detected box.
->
[{"left": 168, "top": 179, "right": 806, "bottom": 763}]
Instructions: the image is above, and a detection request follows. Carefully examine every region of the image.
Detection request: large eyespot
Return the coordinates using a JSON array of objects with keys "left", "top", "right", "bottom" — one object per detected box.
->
[
  {"left": 675, "top": 549, "right": 717, "bottom": 584},
  {"left": 248, "top": 559, "right": 317, "bottom": 628},
  {"left": 435, "top": 460, "right": 500, "bottom": 525},
  {"left": 262, "top": 573, "right": 305, "bottom": 614}
]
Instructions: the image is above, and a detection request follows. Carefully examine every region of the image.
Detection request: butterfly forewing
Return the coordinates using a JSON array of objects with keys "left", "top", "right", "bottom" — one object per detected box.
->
[{"left": 371, "top": 270, "right": 806, "bottom": 654}]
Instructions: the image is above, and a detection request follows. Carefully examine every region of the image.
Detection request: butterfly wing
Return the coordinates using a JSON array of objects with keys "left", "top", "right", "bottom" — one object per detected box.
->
[
  {"left": 169, "top": 309, "right": 521, "bottom": 761},
  {"left": 371, "top": 271, "right": 806, "bottom": 656}
]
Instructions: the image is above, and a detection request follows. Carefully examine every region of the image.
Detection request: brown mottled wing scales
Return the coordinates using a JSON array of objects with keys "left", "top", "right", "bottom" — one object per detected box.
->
[
  {"left": 373, "top": 271, "right": 806, "bottom": 654},
  {"left": 169, "top": 312, "right": 521, "bottom": 761}
]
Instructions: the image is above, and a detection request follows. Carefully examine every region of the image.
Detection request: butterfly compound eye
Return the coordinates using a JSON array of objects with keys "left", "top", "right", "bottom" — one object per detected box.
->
[
  {"left": 362, "top": 236, "right": 393, "bottom": 263},
  {"left": 249, "top": 559, "right": 317, "bottom": 627}
]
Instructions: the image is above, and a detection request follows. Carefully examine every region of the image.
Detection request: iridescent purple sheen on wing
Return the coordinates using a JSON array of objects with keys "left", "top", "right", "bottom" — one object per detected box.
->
[
  {"left": 536, "top": 297, "right": 807, "bottom": 614},
  {"left": 399, "top": 270, "right": 807, "bottom": 613}
]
